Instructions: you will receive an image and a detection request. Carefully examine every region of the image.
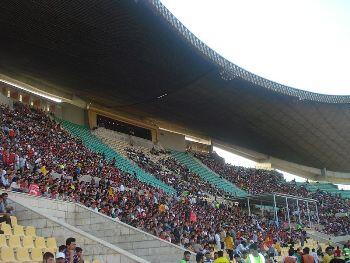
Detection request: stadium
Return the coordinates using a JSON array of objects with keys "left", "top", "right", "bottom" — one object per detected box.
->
[{"left": 0, "top": 0, "right": 349, "bottom": 262}]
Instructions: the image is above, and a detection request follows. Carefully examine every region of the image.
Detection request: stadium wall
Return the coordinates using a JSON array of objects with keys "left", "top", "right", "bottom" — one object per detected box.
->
[
  {"left": 158, "top": 129, "right": 186, "bottom": 151},
  {"left": 0, "top": 89, "right": 13, "bottom": 108},
  {"left": 9, "top": 192, "right": 195, "bottom": 263},
  {"left": 9, "top": 195, "right": 148, "bottom": 263},
  {"left": 60, "top": 102, "right": 87, "bottom": 126},
  {"left": 88, "top": 108, "right": 158, "bottom": 142}
]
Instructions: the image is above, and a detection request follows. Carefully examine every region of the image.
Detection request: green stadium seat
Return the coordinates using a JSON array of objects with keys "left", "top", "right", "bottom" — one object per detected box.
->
[
  {"left": 58, "top": 119, "right": 176, "bottom": 195},
  {"left": 171, "top": 151, "right": 247, "bottom": 197}
]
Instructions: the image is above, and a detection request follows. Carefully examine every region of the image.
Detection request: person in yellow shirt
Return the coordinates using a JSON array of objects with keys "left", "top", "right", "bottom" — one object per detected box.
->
[
  {"left": 323, "top": 247, "right": 334, "bottom": 263},
  {"left": 247, "top": 244, "right": 265, "bottom": 263},
  {"left": 214, "top": 251, "right": 230, "bottom": 263},
  {"left": 159, "top": 203, "right": 166, "bottom": 213},
  {"left": 108, "top": 187, "right": 114, "bottom": 197},
  {"left": 225, "top": 233, "right": 234, "bottom": 261},
  {"left": 41, "top": 165, "right": 47, "bottom": 176},
  {"left": 274, "top": 242, "right": 281, "bottom": 256}
]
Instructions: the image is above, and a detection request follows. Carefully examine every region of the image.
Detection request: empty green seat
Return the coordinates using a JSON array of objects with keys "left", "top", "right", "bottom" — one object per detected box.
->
[{"left": 172, "top": 151, "right": 247, "bottom": 197}]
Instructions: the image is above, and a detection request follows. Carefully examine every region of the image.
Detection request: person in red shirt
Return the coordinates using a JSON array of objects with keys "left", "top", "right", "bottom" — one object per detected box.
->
[
  {"left": 302, "top": 247, "right": 314, "bottom": 263},
  {"left": 8, "top": 152, "right": 15, "bottom": 166},
  {"left": 334, "top": 246, "right": 341, "bottom": 258},
  {"left": 28, "top": 181, "right": 40, "bottom": 196},
  {"left": 2, "top": 149, "right": 8, "bottom": 165},
  {"left": 8, "top": 129, "right": 15, "bottom": 138},
  {"left": 283, "top": 249, "right": 297, "bottom": 263}
]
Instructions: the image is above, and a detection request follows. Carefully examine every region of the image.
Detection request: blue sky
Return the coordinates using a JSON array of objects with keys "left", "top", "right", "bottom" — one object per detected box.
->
[{"left": 161, "top": 0, "right": 350, "bottom": 95}]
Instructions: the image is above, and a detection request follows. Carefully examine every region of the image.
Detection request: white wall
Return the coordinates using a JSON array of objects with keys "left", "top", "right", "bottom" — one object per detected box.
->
[
  {"left": 158, "top": 130, "right": 185, "bottom": 151},
  {"left": 0, "top": 92, "right": 13, "bottom": 108},
  {"left": 8, "top": 192, "right": 195, "bottom": 263},
  {"left": 9, "top": 195, "right": 148, "bottom": 263},
  {"left": 61, "top": 102, "right": 87, "bottom": 126}
]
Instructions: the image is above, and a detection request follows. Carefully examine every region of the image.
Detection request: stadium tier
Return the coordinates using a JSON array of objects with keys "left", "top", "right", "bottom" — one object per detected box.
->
[
  {"left": 0, "top": 102, "right": 350, "bottom": 263},
  {"left": 171, "top": 151, "right": 247, "bottom": 198},
  {"left": 60, "top": 120, "right": 176, "bottom": 195},
  {"left": 2, "top": 0, "right": 350, "bottom": 262},
  {"left": 93, "top": 127, "right": 233, "bottom": 198},
  {"left": 299, "top": 182, "right": 350, "bottom": 199},
  {"left": 193, "top": 152, "right": 350, "bottom": 235}
]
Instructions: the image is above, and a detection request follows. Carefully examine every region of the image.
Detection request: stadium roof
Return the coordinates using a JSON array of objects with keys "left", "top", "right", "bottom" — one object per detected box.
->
[{"left": 1, "top": 0, "right": 350, "bottom": 172}]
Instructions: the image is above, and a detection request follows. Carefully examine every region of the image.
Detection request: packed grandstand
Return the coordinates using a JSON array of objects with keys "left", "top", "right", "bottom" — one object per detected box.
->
[
  {"left": 1, "top": 0, "right": 350, "bottom": 263},
  {"left": 0, "top": 101, "right": 349, "bottom": 263}
]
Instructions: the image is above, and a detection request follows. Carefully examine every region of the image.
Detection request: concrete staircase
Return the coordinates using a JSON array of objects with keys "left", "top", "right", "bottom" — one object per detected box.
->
[
  {"left": 307, "top": 229, "right": 350, "bottom": 245},
  {"left": 6, "top": 193, "right": 148, "bottom": 263},
  {"left": 8, "top": 191, "right": 195, "bottom": 263}
]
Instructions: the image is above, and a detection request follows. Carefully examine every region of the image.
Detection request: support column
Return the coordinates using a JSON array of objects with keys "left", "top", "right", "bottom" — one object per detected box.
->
[
  {"left": 286, "top": 197, "right": 291, "bottom": 231},
  {"left": 315, "top": 202, "right": 320, "bottom": 224},
  {"left": 306, "top": 201, "right": 311, "bottom": 228},
  {"left": 247, "top": 198, "right": 251, "bottom": 216},
  {"left": 273, "top": 194, "right": 278, "bottom": 223}
]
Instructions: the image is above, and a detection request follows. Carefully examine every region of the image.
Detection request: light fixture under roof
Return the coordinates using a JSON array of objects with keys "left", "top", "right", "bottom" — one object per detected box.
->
[{"left": 0, "top": 79, "right": 63, "bottom": 103}]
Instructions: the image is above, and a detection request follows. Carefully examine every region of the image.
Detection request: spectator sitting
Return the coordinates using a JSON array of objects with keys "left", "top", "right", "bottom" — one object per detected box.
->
[
  {"left": 56, "top": 252, "right": 66, "bottom": 263},
  {"left": 204, "top": 251, "right": 213, "bottom": 263},
  {"left": 180, "top": 251, "right": 191, "bottom": 262},
  {"left": 196, "top": 252, "right": 204, "bottom": 263},
  {"left": 311, "top": 248, "right": 319, "bottom": 263},
  {"left": 59, "top": 245, "right": 67, "bottom": 253},
  {"left": 64, "top": 237, "right": 79, "bottom": 263},
  {"left": 0, "top": 194, "right": 11, "bottom": 226},
  {"left": 213, "top": 250, "right": 229, "bottom": 263},
  {"left": 283, "top": 249, "right": 297, "bottom": 263},
  {"left": 334, "top": 246, "right": 341, "bottom": 258},
  {"left": 10, "top": 177, "right": 21, "bottom": 192},
  {"left": 1, "top": 193, "right": 14, "bottom": 214},
  {"left": 324, "top": 247, "right": 335, "bottom": 263},
  {"left": 43, "top": 251, "right": 55, "bottom": 263},
  {"left": 0, "top": 171, "right": 10, "bottom": 188},
  {"left": 75, "top": 247, "right": 84, "bottom": 263},
  {"left": 302, "top": 247, "right": 314, "bottom": 263}
]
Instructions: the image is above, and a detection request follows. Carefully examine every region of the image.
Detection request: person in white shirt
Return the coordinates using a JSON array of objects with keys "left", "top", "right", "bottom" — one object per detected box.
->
[
  {"left": 1, "top": 173, "right": 10, "bottom": 188},
  {"left": 236, "top": 241, "right": 248, "bottom": 256},
  {"left": 311, "top": 248, "right": 319, "bottom": 263},
  {"left": 214, "top": 232, "right": 221, "bottom": 251},
  {"left": 19, "top": 155, "right": 26, "bottom": 170},
  {"left": 91, "top": 202, "right": 99, "bottom": 212},
  {"left": 10, "top": 178, "right": 20, "bottom": 192}
]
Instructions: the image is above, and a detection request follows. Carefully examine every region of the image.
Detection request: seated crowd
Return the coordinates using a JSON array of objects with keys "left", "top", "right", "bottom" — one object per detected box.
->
[
  {"left": 125, "top": 147, "right": 228, "bottom": 197},
  {"left": 194, "top": 152, "right": 350, "bottom": 236},
  {"left": 0, "top": 102, "right": 349, "bottom": 263},
  {"left": 182, "top": 242, "right": 350, "bottom": 263},
  {"left": 43, "top": 237, "right": 86, "bottom": 263}
]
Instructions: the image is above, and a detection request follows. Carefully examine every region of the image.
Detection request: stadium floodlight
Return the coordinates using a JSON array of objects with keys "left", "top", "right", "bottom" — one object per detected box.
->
[{"left": 0, "top": 79, "right": 63, "bottom": 103}]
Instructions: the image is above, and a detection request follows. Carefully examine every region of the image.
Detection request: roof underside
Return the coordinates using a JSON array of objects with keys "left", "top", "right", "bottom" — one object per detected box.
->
[{"left": 0, "top": 0, "right": 350, "bottom": 172}]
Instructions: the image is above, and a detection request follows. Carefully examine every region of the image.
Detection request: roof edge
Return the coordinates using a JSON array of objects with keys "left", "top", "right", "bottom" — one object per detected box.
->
[{"left": 148, "top": 0, "right": 350, "bottom": 104}]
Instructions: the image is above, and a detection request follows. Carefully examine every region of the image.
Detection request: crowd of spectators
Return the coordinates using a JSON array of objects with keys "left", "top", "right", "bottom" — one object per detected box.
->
[
  {"left": 0, "top": 102, "right": 304, "bottom": 253},
  {"left": 1, "top": 101, "right": 350, "bottom": 263},
  {"left": 194, "top": 152, "right": 350, "bottom": 236},
  {"left": 43, "top": 237, "right": 85, "bottom": 263},
  {"left": 125, "top": 147, "right": 227, "bottom": 197}
]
